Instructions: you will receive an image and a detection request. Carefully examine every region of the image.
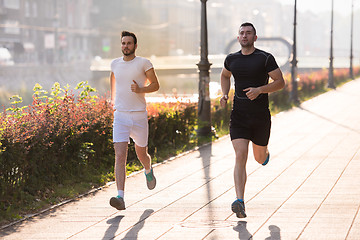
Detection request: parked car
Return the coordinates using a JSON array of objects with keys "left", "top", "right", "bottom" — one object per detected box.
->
[{"left": 0, "top": 47, "right": 15, "bottom": 66}]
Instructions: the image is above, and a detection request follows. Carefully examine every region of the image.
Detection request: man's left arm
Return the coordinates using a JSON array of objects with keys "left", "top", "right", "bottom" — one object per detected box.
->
[
  {"left": 244, "top": 68, "right": 285, "bottom": 100},
  {"left": 131, "top": 68, "right": 160, "bottom": 93}
]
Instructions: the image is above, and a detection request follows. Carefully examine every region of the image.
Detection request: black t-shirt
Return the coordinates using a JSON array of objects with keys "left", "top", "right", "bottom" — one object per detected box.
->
[{"left": 224, "top": 48, "right": 279, "bottom": 112}]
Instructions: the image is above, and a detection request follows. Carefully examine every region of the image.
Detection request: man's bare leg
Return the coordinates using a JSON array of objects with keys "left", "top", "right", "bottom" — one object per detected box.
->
[
  {"left": 252, "top": 143, "right": 269, "bottom": 165},
  {"left": 135, "top": 144, "right": 156, "bottom": 190},
  {"left": 114, "top": 142, "right": 128, "bottom": 193},
  {"left": 134, "top": 144, "right": 151, "bottom": 171},
  {"left": 110, "top": 142, "right": 128, "bottom": 210},
  {"left": 231, "top": 138, "right": 249, "bottom": 218},
  {"left": 232, "top": 139, "right": 250, "bottom": 199}
]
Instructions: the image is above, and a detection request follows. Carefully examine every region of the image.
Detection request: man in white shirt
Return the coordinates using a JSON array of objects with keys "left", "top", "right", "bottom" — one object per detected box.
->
[{"left": 109, "top": 31, "right": 160, "bottom": 210}]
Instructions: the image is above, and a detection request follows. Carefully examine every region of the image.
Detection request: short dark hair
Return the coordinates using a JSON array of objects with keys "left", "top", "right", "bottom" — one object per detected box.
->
[
  {"left": 121, "top": 31, "right": 137, "bottom": 45},
  {"left": 239, "top": 22, "right": 256, "bottom": 35}
]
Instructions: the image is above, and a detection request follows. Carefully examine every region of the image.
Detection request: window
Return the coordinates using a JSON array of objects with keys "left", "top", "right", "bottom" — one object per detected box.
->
[
  {"left": 44, "top": 0, "right": 54, "bottom": 18},
  {"left": 25, "top": 1, "right": 30, "bottom": 17},
  {"left": 4, "top": 0, "right": 20, "bottom": 9},
  {"left": 4, "top": 20, "right": 20, "bottom": 34},
  {"left": 32, "top": 2, "right": 37, "bottom": 17}
]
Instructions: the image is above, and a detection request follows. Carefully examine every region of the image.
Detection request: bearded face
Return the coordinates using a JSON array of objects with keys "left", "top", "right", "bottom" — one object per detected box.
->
[{"left": 121, "top": 36, "right": 136, "bottom": 56}]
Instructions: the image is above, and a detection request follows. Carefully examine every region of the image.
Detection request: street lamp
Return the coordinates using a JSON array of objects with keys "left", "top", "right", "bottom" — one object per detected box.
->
[
  {"left": 350, "top": 0, "right": 354, "bottom": 79},
  {"left": 290, "top": 0, "right": 299, "bottom": 104},
  {"left": 328, "top": 0, "right": 336, "bottom": 89},
  {"left": 197, "top": 0, "right": 212, "bottom": 136}
]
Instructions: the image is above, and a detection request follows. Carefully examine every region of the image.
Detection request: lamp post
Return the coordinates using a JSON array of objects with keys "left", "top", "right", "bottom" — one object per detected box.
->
[
  {"left": 350, "top": 0, "right": 354, "bottom": 79},
  {"left": 328, "top": 0, "right": 336, "bottom": 89},
  {"left": 290, "top": 0, "right": 299, "bottom": 104},
  {"left": 197, "top": 0, "right": 212, "bottom": 136}
]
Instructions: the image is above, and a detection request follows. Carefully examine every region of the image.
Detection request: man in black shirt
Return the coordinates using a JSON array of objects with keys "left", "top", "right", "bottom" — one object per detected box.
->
[{"left": 220, "top": 22, "right": 285, "bottom": 218}]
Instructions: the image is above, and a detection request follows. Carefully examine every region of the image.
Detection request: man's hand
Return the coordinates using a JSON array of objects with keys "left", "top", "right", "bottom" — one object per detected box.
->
[
  {"left": 131, "top": 80, "right": 141, "bottom": 93},
  {"left": 243, "top": 87, "right": 261, "bottom": 100},
  {"left": 220, "top": 95, "right": 228, "bottom": 108},
  {"left": 107, "top": 99, "right": 115, "bottom": 111}
]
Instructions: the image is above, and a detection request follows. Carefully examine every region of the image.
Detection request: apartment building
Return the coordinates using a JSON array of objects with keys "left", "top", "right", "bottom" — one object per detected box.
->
[{"left": 0, "top": 0, "right": 94, "bottom": 64}]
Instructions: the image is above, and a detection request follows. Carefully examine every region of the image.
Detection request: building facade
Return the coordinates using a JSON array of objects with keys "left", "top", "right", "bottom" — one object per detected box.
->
[{"left": 0, "top": 0, "right": 94, "bottom": 65}]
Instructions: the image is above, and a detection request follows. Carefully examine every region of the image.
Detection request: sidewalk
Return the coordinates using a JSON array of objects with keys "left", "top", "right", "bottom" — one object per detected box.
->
[{"left": 1, "top": 79, "right": 360, "bottom": 240}]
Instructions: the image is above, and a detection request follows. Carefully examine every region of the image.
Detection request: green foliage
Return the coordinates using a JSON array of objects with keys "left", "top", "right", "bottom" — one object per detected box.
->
[
  {"left": 5, "top": 95, "right": 27, "bottom": 118},
  {"left": 148, "top": 104, "right": 197, "bottom": 161},
  {"left": 76, "top": 81, "right": 97, "bottom": 102},
  {"left": 0, "top": 82, "right": 114, "bottom": 224},
  {"left": 211, "top": 91, "right": 233, "bottom": 134},
  {"left": 0, "top": 82, "right": 198, "bottom": 225}
]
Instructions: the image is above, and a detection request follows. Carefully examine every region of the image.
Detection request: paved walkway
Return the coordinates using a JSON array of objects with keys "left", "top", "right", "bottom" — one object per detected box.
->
[{"left": 1, "top": 79, "right": 360, "bottom": 240}]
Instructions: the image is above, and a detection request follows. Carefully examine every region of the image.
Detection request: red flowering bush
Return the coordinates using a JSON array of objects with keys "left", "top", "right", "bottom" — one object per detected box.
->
[
  {"left": 270, "top": 67, "right": 360, "bottom": 111},
  {"left": 147, "top": 102, "right": 197, "bottom": 159},
  {"left": 0, "top": 82, "right": 114, "bottom": 207},
  {"left": 0, "top": 83, "right": 200, "bottom": 219},
  {"left": 147, "top": 98, "right": 195, "bottom": 118},
  {"left": 298, "top": 69, "right": 328, "bottom": 94}
]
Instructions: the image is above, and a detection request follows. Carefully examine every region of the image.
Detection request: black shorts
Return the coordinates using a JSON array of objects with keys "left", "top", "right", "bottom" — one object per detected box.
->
[{"left": 230, "top": 109, "right": 271, "bottom": 146}]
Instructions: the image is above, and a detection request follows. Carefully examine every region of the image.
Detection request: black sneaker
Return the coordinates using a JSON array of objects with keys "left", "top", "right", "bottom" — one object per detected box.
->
[
  {"left": 231, "top": 199, "right": 247, "bottom": 218},
  {"left": 110, "top": 196, "right": 126, "bottom": 210}
]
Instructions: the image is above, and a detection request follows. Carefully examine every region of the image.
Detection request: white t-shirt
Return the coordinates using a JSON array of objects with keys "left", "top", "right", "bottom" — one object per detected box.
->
[{"left": 111, "top": 56, "right": 153, "bottom": 111}]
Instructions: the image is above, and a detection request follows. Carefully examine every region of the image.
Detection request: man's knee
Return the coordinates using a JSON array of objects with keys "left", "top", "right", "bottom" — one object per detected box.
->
[
  {"left": 135, "top": 145, "right": 149, "bottom": 159},
  {"left": 114, "top": 142, "right": 128, "bottom": 154},
  {"left": 232, "top": 139, "right": 249, "bottom": 165},
  {"left": 115, "top": 154, "right": 126, "bottom": 166},
  {"left": 235, "top": 151, "right": 248, "bottom": 165}
]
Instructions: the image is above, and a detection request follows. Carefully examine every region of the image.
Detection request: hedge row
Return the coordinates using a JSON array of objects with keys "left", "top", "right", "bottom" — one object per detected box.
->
[{"left": 0, "top": 83, "right": 114, "bottom": 201}]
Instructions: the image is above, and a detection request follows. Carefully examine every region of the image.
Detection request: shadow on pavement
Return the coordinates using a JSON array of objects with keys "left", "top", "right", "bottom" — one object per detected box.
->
[
  {"left": 233, "top": 222, "right": 281, "bottom": 240},
  {"left": 265, "top": 225, "right": 281, "bottom": 240},
  {"left": 102, "top": 215, "right": 124, "bottom": 240},
  {"left": 199, "top": 143, "right": 214, "bottom": 222},
  {"left": 233, "top": 221, "right": 253, "bottom": 240},
  {"left": 121, "top": 209, "right": 154, "bottom": 239}
]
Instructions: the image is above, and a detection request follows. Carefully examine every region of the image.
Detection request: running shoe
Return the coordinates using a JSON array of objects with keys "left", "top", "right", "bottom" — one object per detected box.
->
[
  {"left": 109, "top": 196, "right": 126, "bottom": 210},
  {"left": 231, "top": 199, "right": 247, "bottom": 218},
  {"left": 262, "top": 153, "right": 270, "bottom": 166},
  {"left": 145, "top": 168, "right": 156, "bottom": 190}
]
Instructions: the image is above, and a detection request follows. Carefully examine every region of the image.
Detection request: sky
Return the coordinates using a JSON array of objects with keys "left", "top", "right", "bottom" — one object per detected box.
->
[{"left": 276, "top": 0, "right": 358, "bottom": 16}]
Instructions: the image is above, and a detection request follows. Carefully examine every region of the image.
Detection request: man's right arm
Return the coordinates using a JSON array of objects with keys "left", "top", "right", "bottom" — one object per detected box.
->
[
  {"left": 110, "top": 72, "right": 116, "bottom": 108},
  {"left": 220, "top": 67, "right": 232, "bottom": 108}
]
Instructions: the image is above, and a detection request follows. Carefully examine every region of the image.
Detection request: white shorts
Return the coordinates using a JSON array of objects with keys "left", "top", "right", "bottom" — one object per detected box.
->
[{"left": 113, "top": 111, "right": 148, "bottom": 147}]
